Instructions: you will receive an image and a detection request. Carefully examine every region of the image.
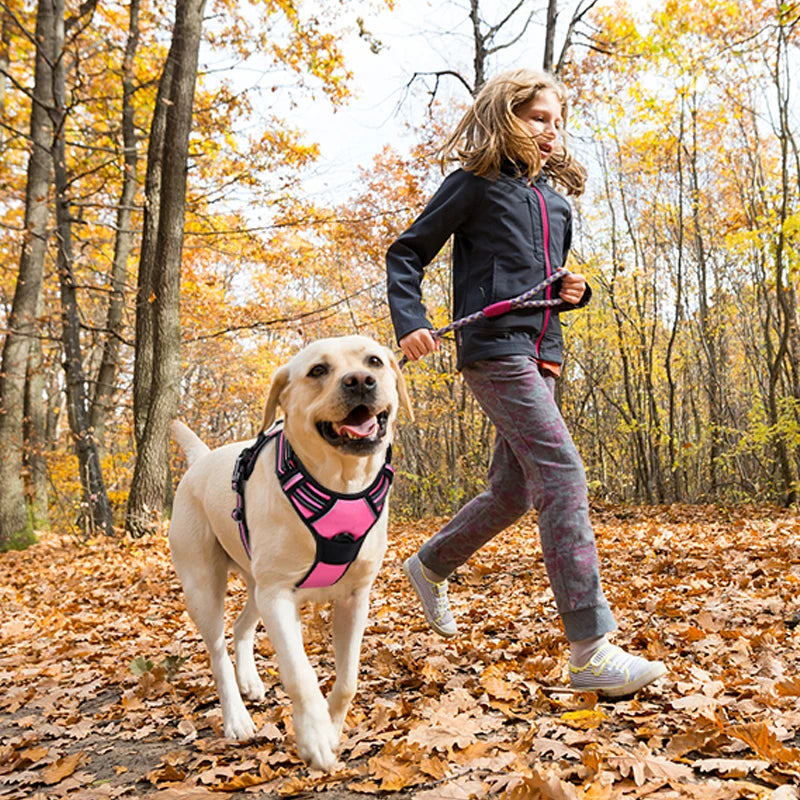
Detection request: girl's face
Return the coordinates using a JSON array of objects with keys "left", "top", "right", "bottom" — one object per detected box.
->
[{"left": 514, "top": 88, "right": 563, "bottom": 164}]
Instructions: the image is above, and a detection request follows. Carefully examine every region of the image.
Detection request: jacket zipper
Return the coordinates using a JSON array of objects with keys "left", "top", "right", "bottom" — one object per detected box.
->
[{"left": 529, "top": 183, "right": 552, "bottom": 359}]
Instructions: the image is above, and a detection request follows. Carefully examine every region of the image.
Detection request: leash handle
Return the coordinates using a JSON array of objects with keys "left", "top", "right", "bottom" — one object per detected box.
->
[{"left": 398, "top": 267, "right": 570, "bottom": 367}]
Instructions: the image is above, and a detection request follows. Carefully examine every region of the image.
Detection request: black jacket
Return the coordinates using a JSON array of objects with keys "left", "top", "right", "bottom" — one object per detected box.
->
[{"left": 386, "top": 166, "right": 590, "bottom": 370}]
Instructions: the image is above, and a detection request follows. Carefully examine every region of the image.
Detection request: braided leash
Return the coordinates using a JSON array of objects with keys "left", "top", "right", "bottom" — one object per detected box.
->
[{"left": 399, "top": 267, "right": 570, "bottom": 366}]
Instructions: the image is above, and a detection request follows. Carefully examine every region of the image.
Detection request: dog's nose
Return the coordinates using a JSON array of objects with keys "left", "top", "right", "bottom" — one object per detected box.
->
[{"left": 342, "top": 371, "right": 376, "bottom": 397}]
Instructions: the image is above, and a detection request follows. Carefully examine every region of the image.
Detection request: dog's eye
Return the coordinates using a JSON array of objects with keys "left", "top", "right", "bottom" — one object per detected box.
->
[
  {"left": 367, "top": 356, "right": 383, "bottom": 368},
  {"left": 308, "top": 364, "right": 328, "bottom": 378}
]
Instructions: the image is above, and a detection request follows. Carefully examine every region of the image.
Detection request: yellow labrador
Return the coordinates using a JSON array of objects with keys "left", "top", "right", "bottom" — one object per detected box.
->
[{"left": 169, "top": 335, "right": 411, "bottom": 771}]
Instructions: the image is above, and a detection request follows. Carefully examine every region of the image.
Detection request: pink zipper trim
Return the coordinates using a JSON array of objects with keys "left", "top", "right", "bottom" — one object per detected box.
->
[{"left": 530, "top": 183, "right": 552, "bottom": 358}]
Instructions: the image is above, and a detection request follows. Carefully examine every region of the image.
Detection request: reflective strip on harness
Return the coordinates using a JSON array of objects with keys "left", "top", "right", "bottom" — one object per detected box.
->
[{"left": 231, "top": 424, "right": 394, "bottom": 589}]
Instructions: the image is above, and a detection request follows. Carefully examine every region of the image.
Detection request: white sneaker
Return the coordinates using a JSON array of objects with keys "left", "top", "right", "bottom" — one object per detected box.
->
[
  {"left": 402, "top": 554, "right": 458, "bottom": 638},
  {"left": 569, "top": 643, "right": 666, "bottom": 697}
]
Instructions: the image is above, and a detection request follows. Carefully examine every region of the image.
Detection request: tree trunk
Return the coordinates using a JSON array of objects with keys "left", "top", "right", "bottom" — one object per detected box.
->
[
  {"left": 51, "top": 0, "right": 114, "bottom": 537},
  {"left": 766, "top": 11, "right": 798, "bottom": 504},
  {"left": 132, "top": 45, "right": 175, "bottom": 448},
  {"left": 469, "top": 0, "right": 485, "bottom": 93},
  {"left": 0, "top": 4, "right": 11, "bottom": 125},
  {"left": 543, "top": 0, "right": 557, "bottom": 72},
  {"left": 24, "top": 293, "right": 49, "bottom": 527},
  {"left": 665, "top": 95, "right": 687, "bottom": 502},
  {"left": 126, "top": 0, "right": 206, "bottom": 537},
  {"left": 90, "top": 0, "right": 141, "bottom": 449},
  {"left": 0, "top": 0, "right": 54, "bottom": 547}
]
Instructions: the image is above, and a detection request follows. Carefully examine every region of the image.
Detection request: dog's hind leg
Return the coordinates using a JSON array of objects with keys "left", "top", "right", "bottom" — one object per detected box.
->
[
  {"left": 328, "top": 587, "right": 371, "bottom": 739},
  {"left": 170, "top": 509, "right": 256, "bottom": 740},
  {"left": 233, "top": 577, "right": 266, "bottom": 701}
]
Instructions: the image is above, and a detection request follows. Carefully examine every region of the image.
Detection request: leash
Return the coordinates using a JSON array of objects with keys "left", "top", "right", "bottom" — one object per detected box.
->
[{"left": 399, "top": 266, "right": 570, "bottom": 366}]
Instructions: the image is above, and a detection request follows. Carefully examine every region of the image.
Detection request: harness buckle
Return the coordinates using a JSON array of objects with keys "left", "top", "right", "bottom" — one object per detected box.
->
[{"left": 231, "top": 447, "right": 253, "bottom": 490}]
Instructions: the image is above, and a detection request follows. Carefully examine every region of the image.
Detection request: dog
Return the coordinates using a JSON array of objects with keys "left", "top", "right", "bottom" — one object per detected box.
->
[{"left": 168, "top": 335, "right": 412, "bottom": 771}]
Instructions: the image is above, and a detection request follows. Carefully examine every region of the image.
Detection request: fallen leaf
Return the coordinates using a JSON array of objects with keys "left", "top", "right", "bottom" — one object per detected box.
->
[
  {"left": 367, "top": 755, "right": 423, "bottom": 791},
  {"left": 559, "top": 709, "right": 607, "bottom": 729},
  {"left": 415, "top": 778, "right": 488, "bottom": 800},
  {"left": 776, "top": 677, "right": 800, "bottom": 697},
  {"left": 41, "top": 752, "right": 87, "bottom": 785},
  {"left": 407, "top": 711, "right": 484, "bottom": 751},
  {"left": 502, "top": 768, "right": 579, "bottom": 800},
  {"left": 693, "top": 757, "right": 770, "bottom": 777},
  {"left": 607, "top": 745, "right": 694, "bottom": 786}
]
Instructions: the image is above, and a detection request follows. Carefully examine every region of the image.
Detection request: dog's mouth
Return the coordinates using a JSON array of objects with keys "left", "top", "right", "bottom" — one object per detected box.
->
[{"left": 317, "top": 407, "right": 389, "bottom": 452}]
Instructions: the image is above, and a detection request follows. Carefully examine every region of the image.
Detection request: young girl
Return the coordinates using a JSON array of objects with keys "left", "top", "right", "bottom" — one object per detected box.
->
[{"left": 386, "top": 69, "right": 666, "bottom": 696}]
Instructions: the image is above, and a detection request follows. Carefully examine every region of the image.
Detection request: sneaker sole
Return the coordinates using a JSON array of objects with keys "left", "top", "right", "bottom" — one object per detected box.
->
[
  {"left": 576, "top": 661, "right": 668, "bottom": 698},
  {"left": 402, "top": 559, "right": 458, "bottom": 639}
]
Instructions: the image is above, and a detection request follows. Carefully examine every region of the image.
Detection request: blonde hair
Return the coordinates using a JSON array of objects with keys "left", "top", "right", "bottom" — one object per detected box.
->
[{"left": 437, "top": 69, "right": 587, "bottom": 196}]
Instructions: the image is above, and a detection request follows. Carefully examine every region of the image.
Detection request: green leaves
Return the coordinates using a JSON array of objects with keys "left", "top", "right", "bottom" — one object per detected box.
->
[
  {"left": 129, "top": 655, "right": 154, "bottom": 677},
  {"left": 130, "top": 653, "right": 188, "bottom": 680}
]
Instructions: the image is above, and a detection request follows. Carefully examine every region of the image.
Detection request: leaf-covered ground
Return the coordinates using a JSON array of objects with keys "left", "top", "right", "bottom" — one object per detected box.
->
[{"left": 2, "top": 505, "right": 800, "bottom": 799}]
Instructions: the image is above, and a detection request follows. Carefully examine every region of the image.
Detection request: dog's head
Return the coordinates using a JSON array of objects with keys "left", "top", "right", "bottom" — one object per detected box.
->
[{"left": 260, "top": 335, "right": 412, "bottom": 458}]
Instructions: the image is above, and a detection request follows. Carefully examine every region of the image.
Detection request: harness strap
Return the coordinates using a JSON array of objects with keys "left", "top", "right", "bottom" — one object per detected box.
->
[
  {"left": 231, "top": 429, "right": 276, "bottom": 558},
  {"left": 231, "top": 423, "right": 394, "bottom": 589}
]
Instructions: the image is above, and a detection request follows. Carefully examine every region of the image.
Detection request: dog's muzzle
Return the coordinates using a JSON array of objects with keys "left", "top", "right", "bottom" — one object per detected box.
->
[
  {"left": 315, "top": 370, "right": 390, "bottom": 453},
  {"left": 316, "top": 406, "right": 390, "bottom": 453}
]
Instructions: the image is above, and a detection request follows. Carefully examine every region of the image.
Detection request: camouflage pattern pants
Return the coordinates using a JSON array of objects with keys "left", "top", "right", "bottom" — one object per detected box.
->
[{"left": 418, "top": 355, "right": 617, "bottom": 641}]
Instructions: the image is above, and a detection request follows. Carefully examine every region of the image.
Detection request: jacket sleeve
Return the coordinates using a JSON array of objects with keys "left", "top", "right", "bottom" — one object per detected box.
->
[
  {"left": 386, "top": 170, "right": 485, "bottom": 343},
  {"left": 551, "top": 207, "right": 592, "bottom": 313}
]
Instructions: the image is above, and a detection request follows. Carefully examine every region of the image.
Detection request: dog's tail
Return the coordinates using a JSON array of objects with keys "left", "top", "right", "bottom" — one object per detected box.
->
[{"left": 171, "top": 420, "right": 211, "bottom": 465}]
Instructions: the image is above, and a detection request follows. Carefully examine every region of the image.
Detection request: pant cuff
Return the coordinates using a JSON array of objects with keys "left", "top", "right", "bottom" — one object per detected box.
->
[
  {"left": 417, "top": 547, "right": 454, "bottom": 580},
  {"left": 562, "top": 605, "right": 618, "bottom": 642}
]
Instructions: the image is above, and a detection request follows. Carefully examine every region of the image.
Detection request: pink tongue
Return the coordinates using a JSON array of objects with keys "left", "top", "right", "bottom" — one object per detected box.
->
[{"left": 336, "top": 417, "right": 378, "bottom": 438}]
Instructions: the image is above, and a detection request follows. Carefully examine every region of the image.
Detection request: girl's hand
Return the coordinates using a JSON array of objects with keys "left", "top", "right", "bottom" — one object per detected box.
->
[
  {"left": 559, "top": 272, "right": 586, "bottom": 305},
  {"left": 399, "top": 328, "right": 439, "bottom": 361}
]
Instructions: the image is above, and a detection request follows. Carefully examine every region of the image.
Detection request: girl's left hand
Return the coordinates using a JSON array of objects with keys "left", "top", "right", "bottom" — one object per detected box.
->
[{"left": 559, "top": 272, "right": 586, "bottom": 305}]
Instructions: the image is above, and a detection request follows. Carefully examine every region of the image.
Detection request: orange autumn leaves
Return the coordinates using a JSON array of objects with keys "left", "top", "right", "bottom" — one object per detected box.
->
[{"left": 1, "top": 505, "right": 799, "bottom": 798}]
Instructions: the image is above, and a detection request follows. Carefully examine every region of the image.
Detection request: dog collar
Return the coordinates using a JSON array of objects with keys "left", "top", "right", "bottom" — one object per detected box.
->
[{"left": 231, "top": 423, "right": 394, "bottom": 589}]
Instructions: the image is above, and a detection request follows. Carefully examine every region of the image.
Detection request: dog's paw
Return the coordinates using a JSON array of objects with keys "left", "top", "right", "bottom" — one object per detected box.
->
[
  {"left": 294, "top": 710, "right": 339, "bottom": 771},
  {"left": 297, "top": 738, "right": 338, "bottom": 772},
  {"left": 237, "top": 673, "right": 266, "bottom": 701},
  {"left": 223, "top": 708, "right": 257, "bottom": 741}
]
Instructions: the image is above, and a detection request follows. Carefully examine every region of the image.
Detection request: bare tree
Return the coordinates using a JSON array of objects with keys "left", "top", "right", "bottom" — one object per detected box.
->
[
  {"left": 404, "top": 0, "right": 603, "bottom": 107},
  {"left": 553, "top": 0, "right": 602, "bottom": 74},
  {"left": 405, "top": 0, "right": 535, "bottom": 99}
]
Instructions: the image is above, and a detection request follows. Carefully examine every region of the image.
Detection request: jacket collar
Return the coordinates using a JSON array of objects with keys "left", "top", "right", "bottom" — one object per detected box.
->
[{"left": 499, "top": 158, "right": 547, "bottom": 185}]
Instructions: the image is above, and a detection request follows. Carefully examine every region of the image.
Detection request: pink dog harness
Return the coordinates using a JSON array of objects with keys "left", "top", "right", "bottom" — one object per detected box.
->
[{"left": 231, "top": 423, "right": 394, "bottom": 589}]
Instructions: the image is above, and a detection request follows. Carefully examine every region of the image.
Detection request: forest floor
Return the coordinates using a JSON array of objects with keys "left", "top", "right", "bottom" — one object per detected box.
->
[{"left": 1, "top": 504, "right": 799, "bottom": 799}]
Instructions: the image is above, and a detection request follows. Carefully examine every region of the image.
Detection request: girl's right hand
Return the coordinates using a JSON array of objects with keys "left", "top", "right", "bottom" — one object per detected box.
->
[{"left": 399, "top": 328, "right": 439, "bottom": 362}]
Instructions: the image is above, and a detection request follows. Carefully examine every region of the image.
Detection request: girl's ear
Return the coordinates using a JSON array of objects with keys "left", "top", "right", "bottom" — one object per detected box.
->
[
  {"left": 261, "top": 365, "right": 290, "bottom": 432},
  {"left": 386, "top": 348, "right": 414, "bottom": 422}
]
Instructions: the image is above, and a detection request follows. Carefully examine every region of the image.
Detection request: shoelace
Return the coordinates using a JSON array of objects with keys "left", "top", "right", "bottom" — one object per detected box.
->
[
  {"left": 428, "top": 578, "right": 452, "bottom": 621},
  {"left": 590, "top": 645, "right": 637, "bottom": 677}
]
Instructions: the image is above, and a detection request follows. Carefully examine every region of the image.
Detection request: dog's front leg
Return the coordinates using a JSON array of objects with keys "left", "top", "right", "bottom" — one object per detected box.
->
[
  {"left": 327, "top": 587, "right": 370, "bottom": 739},
  {"left": 257, "top": 588, "right": 338, "bottom": 771}
]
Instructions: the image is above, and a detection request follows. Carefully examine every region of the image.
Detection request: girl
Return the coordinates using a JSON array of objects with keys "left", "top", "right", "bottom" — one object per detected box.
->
[{"left": 386, "top": 69, "right": 666, "bottom": 696}]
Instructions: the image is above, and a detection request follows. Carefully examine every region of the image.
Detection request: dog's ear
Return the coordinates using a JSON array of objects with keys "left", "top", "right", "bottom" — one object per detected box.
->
[
  {"left": 387, "top": 349, "right": 414, "bottom": 422},
  {"left": 261, "top": 365, "right": 290, "bottom": 432}
]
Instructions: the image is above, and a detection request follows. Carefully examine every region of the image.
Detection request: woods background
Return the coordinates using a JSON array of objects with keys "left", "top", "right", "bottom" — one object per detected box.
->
[{"left": 0, "top": 0, "right": 798, "bottom": 549}]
